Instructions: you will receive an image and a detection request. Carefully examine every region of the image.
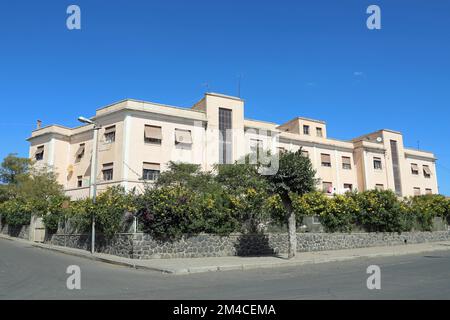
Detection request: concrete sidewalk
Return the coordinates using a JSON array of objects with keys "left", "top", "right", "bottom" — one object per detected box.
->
[{"left": 2, "top": 233, "right": 450, "bottom": 275}]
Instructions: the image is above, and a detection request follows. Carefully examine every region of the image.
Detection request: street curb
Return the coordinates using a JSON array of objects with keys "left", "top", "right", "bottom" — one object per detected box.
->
[{"left": 2, "top": 233, "right": 450, "bottom": 275}]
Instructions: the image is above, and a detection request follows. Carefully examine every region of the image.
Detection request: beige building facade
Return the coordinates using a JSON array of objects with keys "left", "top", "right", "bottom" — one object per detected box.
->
[{"left": 28, "top": 92, "right": 439, "bottom": 199}]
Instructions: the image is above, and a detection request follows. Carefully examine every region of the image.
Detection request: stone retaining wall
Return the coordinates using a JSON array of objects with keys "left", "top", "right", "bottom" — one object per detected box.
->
[
  {"left": 0, "top": 223, "right": 30, "bottom": 240},
  {"left": 46, "top": 231, "right": 450, "bottom": 259}
]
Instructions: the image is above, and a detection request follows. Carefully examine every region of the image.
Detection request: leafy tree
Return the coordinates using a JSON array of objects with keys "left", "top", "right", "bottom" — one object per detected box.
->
[
  {"left": 266, "top": 149, "right": 317, "bottom": 258},
  {"left": 155, "top": 161, "right": 217, "bottom": 193},
  {"left": 215, "top": 162, "right": 270, "bottom": 233},
  {"left": 0, "top": 153, "right": 31, "bottom": 185},
  {"left": 94, "top": 186, "right": 136, "bottom": 238}
]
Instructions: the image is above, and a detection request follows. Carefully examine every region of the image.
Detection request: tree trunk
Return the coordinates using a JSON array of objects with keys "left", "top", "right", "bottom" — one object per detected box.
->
[
  {"left": 287, "top": 210, "right": 297, "bottom": 259},
  {"left": 281, "top": 195, "right": 296, "bottom": 259}
]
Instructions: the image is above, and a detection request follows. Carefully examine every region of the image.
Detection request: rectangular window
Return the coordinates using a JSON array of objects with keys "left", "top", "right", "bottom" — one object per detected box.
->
[
  {"left": 375, "top": 184, "right": 384, "bottom": 191},
  {"left": 321, "top": 153, "right": 331, "bottom": 167},
  {"left": 102, "top": 163, "right": 114, "bottom": 181},
  {"left": 75, "top": 143, "right": 85, "bottom": 161},
  {"left": 342, "top": 156, "right": 352, "bottom": 170},
  {"left": 373, "top": 157, "right": 382, "bottom": 170},
  {"left": 77, "top": 176, "right": 83, "bottom": 188},
  {"left": 144, "top": 125, "right": 162, "bottom": 144},
  {"left": 174, "top": 129, "right": 193, "bottom": 145},
  {"left": 423, "top": 165, "right": 431, "bottom": 178},
  {"left": 425, "top": 188, "right": 432, "bottom": 195},
  {"left": 343, "top": 183, "right": 353, "bottom": 191},
  {"left": 316, "top": 127, "right": 323, "bottom": 137},
  {"left": 301, "top": 149, "right": 309, "bottom": 158},
  {"left": 219, "top": 108, "right": 232, "bottom": 164},
  {"left": 104, "top": 126, "right": 116, "bottom": 143},
  {"left": 322, "top": 182, "right": 333, "bottom": 194},
  {"left": 142, "top": 163, "right": 160, "bottom": 181},
  {"left": 303, "top": 125, "right": 310, "bottom": 135},
  {"left": 413, "top": 187, "right": 421, "bottom": 196},
  {"left": 35, "top": 146, "right": 44, "bottom": 161},
  {"left": 411, "top": 163, "right": 419, "bottom": 175}
]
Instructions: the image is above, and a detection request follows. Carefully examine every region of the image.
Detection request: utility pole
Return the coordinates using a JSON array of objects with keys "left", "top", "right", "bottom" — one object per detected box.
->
[{"left": 78, "top": 116, "right": 101, "bottom": 254}]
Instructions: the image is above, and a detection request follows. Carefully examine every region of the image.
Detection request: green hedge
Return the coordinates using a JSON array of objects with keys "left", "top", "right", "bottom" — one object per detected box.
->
[{"left": 292, "top": 190, "right": 450, "bottom": 233}]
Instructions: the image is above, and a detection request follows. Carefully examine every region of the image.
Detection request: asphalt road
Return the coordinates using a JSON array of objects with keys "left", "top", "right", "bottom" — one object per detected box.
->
[{"left": 1, "top": 238, "right": 450, "bottom": 300}]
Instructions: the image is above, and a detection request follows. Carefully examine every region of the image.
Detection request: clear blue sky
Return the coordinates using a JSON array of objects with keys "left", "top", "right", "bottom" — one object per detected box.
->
[{"left": 0, "top": 0, "right": 449, "bottom": 194}]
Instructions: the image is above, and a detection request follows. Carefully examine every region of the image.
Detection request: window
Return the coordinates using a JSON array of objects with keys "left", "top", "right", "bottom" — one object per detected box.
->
[
  {"left": 301, "top": 149, "right": 309, "bottom": 158},
  {"left": 75, "top": 143, "right": 85, "bottom": 161},
  {"left": 77, "top": 176, "right": 83, "bottom": 188},
  {"left": 375, "top": 184, "right": 384, "bottom": 190},
  {"left": 342, "top": 156, "right": 352, "bottom": 170},
  {"left": 35, "top": 146, "right": 44, "bottom": 161},
  {"left": 343, "top": 183, "right": 353, "bottom": 191},
  {"left": 316, "top": 127, "right": 323, "bottom": 137},
  {"left": 303, "top": 125, "right": 310, "bottom": 135},
  {"left": 411, "top": 163, "right": 419, "bottom": 175},
  {"left": 423, "top": 165, "right": 431, "bottom": 178},
  {"left": 102, "top": 163, "right": 114, "bottom": 181},
  {"left": 373, "top": 157, "right": 382, "bottom": 170},
  {"left": 413, "top": 187, "right": 421, "bottom": 196},
  {"left": 142, "top": 163, "right": 160, "bottom": 181},
  {"left": 104, "top": 126, "right": 116, "bottom": 143},
  {"left": 321, "top": 153, "right": 331, "bottom": 167},
  {"left": 425, "top": 188, "right": 432, "bottom": 195},
  {"left": 277, "top": 147, "right": 286, "bottom": 154},
  {"left": 144, "top": 125, "right": 162, "bottom": 144},
  {"left": 322, "top": 182, "right": 333, "bottom": 194},
  {"left": 174, "top": 129, "right": 193, "bottom": 145},
  {"left": 219, "top": 108, "right": 232, "bottom": 164}
]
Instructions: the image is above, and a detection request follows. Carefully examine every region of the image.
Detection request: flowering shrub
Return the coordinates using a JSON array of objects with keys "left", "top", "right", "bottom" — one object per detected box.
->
[
  {"left": 354, "top": 190, "right": 413, "bottom": 232},
  {"left": 291, "top": 191, "right": 329, "bottom": 224},
  {"left": 321, "top": 194, "right": 359, "bottom": 233},
  {"left": 1, "top": 198, "right": 32, "bottom": 226}
]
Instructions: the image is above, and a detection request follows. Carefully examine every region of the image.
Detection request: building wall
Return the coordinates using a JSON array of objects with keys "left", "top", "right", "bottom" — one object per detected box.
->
[{"left": 27, "top": 93, "right": 439, "bottom": 199}]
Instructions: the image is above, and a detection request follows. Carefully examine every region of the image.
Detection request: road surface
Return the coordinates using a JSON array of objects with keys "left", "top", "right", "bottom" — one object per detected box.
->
[{"left": 1, "top": 238, "right": 450, "bottom": 299}]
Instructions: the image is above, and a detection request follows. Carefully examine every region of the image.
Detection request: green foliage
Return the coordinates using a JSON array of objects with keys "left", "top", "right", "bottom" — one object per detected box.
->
[
  {"left": 1, "top": 198, "right": 32, "bottom": 226},
  {"left": 42, "top": 195, "right": 70, "bottom": 233},
  {"left": 263, "top": 194, "right": 286, "bottom": 226},
  {"left": 216, "top": 162, "right": 270, "bottom": 233},
  {"left": 321, "top": 194, "right": 359, "bottom": 233},
  {"left": 155, "top": 161, "right": 216, "bottom": 193},
  {"left": 406, "top": 194, "right": 450, "bottom": 231},
  {"left": 93, "top": 186, "right": 136, "bottom": 237},
  {"left": 0, "top": 153, "right": 31, "bottom": 185},
  {"left": 291, "top": 191, "right": 329, "bottom": 225},
  {"left": 266, "top": 149, "right": 317, "bottom": 201},
  {"left": 354, "top": 190, "right": 413, "bottom": 232}
]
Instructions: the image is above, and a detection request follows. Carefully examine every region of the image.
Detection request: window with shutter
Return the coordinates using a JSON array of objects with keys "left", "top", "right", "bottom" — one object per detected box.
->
[
  {"left": 144, "top": 125, "right": 162, "bottom": 144},
  {"left": 321, "top": 154, "right": 331, "bottom": 167}
]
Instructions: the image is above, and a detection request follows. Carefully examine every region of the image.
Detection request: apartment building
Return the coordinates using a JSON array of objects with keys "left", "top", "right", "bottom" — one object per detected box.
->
[{"left": 27, "top": 92, "right": 439, "bottom": 199}]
